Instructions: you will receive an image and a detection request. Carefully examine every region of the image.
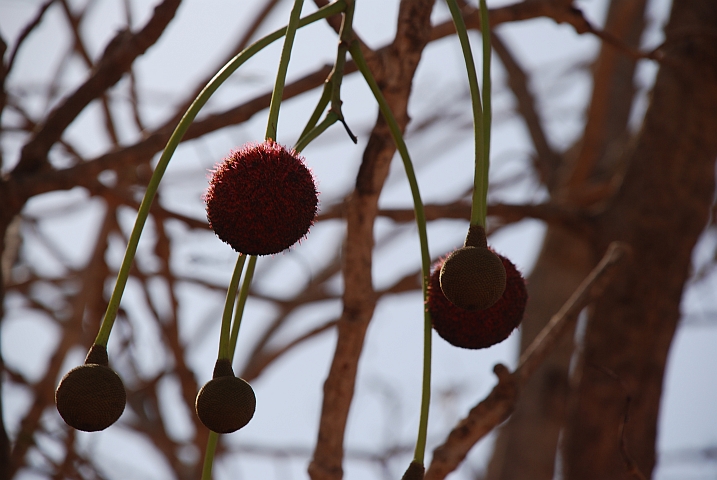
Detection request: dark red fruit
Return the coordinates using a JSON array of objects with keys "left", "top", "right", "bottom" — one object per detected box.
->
[
  {"left": 205, "top": 140, "right": 318, "bottom": 255},
  {"left": 428, "top": 253, "right": 527, "bottom": 349}
]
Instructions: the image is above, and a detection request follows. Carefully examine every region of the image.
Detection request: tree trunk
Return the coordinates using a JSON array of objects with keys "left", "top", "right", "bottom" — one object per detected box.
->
[
  {"left": 563, "top": 1, "right": 717, "bottom": 478},
  {"left": 486, "top": 1, "right": 647, "bottom": 478}
]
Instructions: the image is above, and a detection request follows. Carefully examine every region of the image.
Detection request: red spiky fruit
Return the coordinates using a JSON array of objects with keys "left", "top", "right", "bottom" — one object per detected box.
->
[
  {"left": 205, "top": 140, "right": 318, "bottom": 255},
  {"left": 428, "top": 252, "right": 527, "bottom": 349}
]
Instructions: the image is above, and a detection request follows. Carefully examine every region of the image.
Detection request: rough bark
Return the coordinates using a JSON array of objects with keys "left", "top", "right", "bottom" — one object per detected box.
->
[
  {"left": 486, "top": 2, "right": 647, "bottom": 479},
  {"left": 563, "top": 1, "right": 717, "bottom": 478}
]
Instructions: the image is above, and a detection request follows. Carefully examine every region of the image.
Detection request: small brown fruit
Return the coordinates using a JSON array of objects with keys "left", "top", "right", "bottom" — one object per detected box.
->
[
  {"left": 55, "top": 345, "right": 126, "bottom": 432},
  {"left": 439, "top": 225, "right": 506, "bottom": 310},
  {"left": 195, "top": 359, "right": 256, "bottom": 434}
]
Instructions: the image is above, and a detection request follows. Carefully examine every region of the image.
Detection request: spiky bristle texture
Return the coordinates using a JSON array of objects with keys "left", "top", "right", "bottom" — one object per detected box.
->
[
  {"left": 55, "top": 362, "right": 126, "bottom": 432},
  {"left": 195, "top": 363, "right": 256, "bottom": 434},
  {"left": 429, "top": 253, "right": 527, "bottom": 349},
  {"left": 205, "top": 140, "right": 318, "bottom": 255},
  {"left": 439, "top": 246, "right": 507, "bottom": 310}
]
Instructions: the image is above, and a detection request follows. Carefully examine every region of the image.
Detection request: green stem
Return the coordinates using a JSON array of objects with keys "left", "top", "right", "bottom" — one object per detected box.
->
[
  {"left": 218, "top": 254, "right": 246, "bottom": 360},
  {"left": 297, "top": 1, "right": 356, "bottom": 150},
  {"left": 265, "top": 0, "right": 306, "bottom": 140},
  {"left": 479, "top": 0, "right": 492, "bottom": 223},
  {"left": 200, "top": 432, "right": 219, "bottom": 480},
  {"left": 298, "top": 80, "right": 333, "bottom": 141},
  {"left": 295, "top": 111, "right": 339, "bottom": 152},
  {"left": 348, "top": 42, "right": 432, "bottom": 465},
  {"left": 229, "top": 255, "right": 258, "bottom": 361},
  {"left": 92, "top": 0, "right": 347, "bottom": 348},
  {"left": 445, "top": 0, "right": 485, "bottom": 228}
]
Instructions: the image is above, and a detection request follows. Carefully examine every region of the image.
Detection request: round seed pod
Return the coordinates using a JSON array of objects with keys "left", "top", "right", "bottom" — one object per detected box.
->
[
  {"left": 55, "top": 345, "right": 126, "bottom": 432},
  {"left": 439, "top": 224, "right": 507, "bottom": 310},
  {"left": 429, "top": 253, "right": 527, "bottom": 349},
  {"left": 195, "top": 359, "right": 256, "bottom": 434},
  {"left": 439, "top": 246, "right": 506, "bottom": 311},
  {"left": 205, "top": 140, "right": 319, "bottom": 256}
]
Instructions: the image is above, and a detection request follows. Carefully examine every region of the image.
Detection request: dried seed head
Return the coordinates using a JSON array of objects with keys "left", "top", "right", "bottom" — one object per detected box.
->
[
  {"left": 195, "top": 359, "right": 256, "bottom": 434},
  {"left": 55, "top": 345, "right": 126, "bottom": 432},
  {"left": 439, "top": 246, "right": 507, "bottom": 310},
  {"left": 205, "top": 140, "right": 318, "bottom": 255},
  {"left": 429, "top": 253, "right": 527, "bottom": 349}
]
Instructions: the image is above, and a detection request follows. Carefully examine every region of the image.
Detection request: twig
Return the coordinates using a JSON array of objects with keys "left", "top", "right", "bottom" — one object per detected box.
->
[
  {"left": 491, "top": 32, "right": 561, "bottom": 189},
  {"left": 515, "top": 242, "right": 629, "bottom": 383},
  {"left": 13, "top": 0, "right": 181, "bottom": 175}
]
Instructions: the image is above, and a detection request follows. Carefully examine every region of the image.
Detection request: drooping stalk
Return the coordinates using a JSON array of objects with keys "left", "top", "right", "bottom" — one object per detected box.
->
[
  {"left": 348, "top": 41, "right": 433, "bottom": 466},
  {"left": 229, "top": 255, "right": 258, "bottom": 360},
  {"left": 218, "top": 254, "right": 246, "bottom": 360},
  {"left": 265, "top": 0, "right": 306, "bottom": 140},
  {"left": 295, "top": 0, "right": 357, "bottom": 152},
  {"left": 445, "top": 0, "right": 486, "bottom": 228},
  {"left": 93, "top": 0, "right": 347, "bottom": 348},
  {"left": 479, "top": 0, "right": 492, "bottom": 224}
]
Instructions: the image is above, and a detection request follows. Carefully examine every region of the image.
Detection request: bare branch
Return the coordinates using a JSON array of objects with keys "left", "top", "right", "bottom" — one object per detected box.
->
[
  {"left": 491, "top": 32, "right": 561, "bottom": 190},
  {"left": 13, "top": 0, "right": 182, "bottom": 176}
]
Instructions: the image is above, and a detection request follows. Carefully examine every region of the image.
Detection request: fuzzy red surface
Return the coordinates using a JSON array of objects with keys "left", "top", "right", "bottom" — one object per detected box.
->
[
  {"left": 428, "top": 253, "right": 527, "bottom": 349},
  {"left": 205, "top": 141, "right": 318, "bottom": 255}
]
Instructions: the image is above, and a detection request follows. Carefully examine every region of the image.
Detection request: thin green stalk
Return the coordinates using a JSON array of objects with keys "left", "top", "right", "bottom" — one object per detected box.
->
[
  {"left": 229, "top": 255, "right": 258, "bottom": 361},
  {"left": 218, "top": 254, "right": 246, "bottom": 360},
  {"left": 265, "top": 0, "right": 306, "bottom": 140},
  {"left": 479, "top": 0, "right": 492, "bottom": 223},
  {"left": 296, "top": 0, "right": 356, "bottom": 150},
  {"left": 445, "top": 0, "right": 485, "bottom": 228},
  {"left": 92, "top": 0, "right": 347, "bottom": 348},
  {"left": 348, "top": 41, "right": 432, "bottom": 465},
  {"left": 295, "top": 111, "right": 339, "bottom": 152},
  {"left": 298, "top": 80, "right": 333, "bottom": 141},
  {"left": 200, "top": 432, "right": 219, "bottom": 480}
]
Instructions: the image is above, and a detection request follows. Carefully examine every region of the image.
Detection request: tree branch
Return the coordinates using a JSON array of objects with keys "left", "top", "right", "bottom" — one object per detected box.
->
[{"left": 12, "top": 0, "right": 181, "bottom": 176}]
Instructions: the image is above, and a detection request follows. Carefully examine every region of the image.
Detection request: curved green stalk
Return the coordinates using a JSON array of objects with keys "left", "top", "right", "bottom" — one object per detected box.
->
[
  {"left": 296, "top": 0, "right": 356, "bottom": 150},
  {"left": 200, "top": 432, "right": 219, "bottom": 480},
  {"left": 348, "top": 42, "right": 432, "bottom": 465},
  {"left": 265, "top": 0, "right": 306, "bottom": 140},
  {"left": 295, "top": 111, "right": 339, "bottom": 152},
  {"left": 93, "top": 0, "right": 347, "bottom": 348},
  {"left": 218, "top": 254, "right": 246, "bottom": 360},
  {"left": 229, "top": 255, "right": 258, "bottom": 361},
  {"left": 479, "top": 0, "right": 492, "bottom": 224},
  {"left": 445, "top": 0, "right": 485, "bottom": 228},
  {"left": 299, "top": 81, "right": 333, "bottom": 142}
]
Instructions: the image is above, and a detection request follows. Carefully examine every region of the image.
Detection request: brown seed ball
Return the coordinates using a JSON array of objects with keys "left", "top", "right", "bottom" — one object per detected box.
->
[
  {"left": 429, "top": 253, "right": 527, "bottom": 349},
  {"left": 195, "top": 359, "right": 256, "bottom": 434},
  {"left": 439, "top": 246, "right": 507, "bottom": 310},
  {"left": 55, "top": 345, "right": 126, "bottom": 432},
  {"left": 205, "top": 140, "right": 318, "bottom": 256}
]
